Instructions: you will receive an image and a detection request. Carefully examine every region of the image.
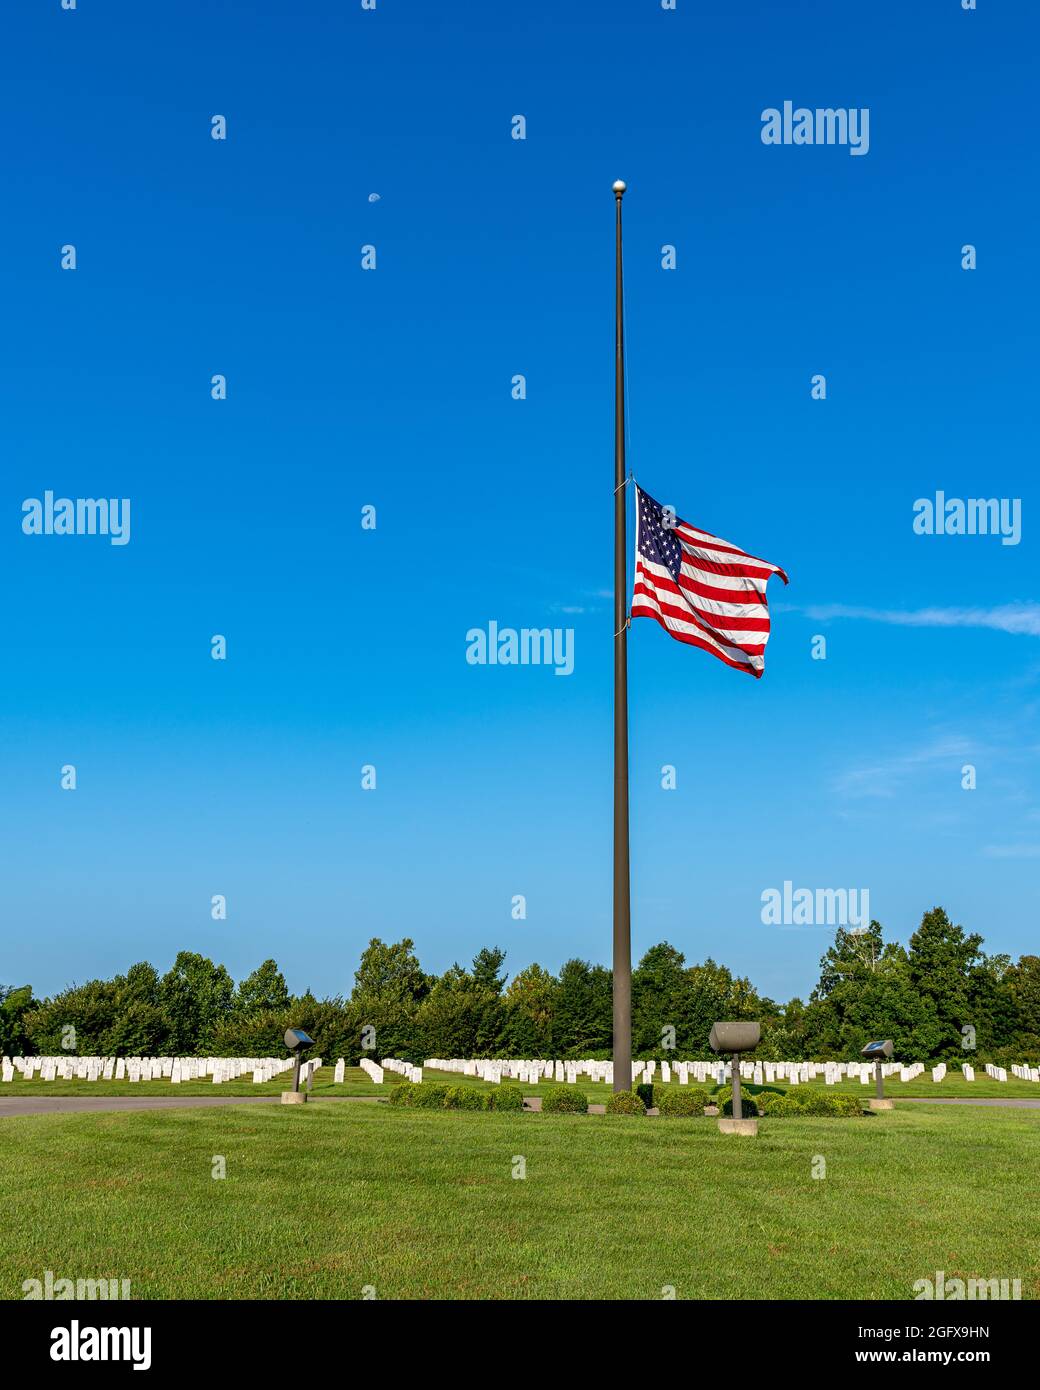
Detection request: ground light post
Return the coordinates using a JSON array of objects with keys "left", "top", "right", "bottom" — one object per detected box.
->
[
  {"left": 862, "top": 1038, "right": 894, "bottom": 1111},
  {"left": 282, "top": 1027, "right": 314, "bottom": 1105},
  {"left": 709, "top": 1021, "right": 761, "bottom": 1136}
]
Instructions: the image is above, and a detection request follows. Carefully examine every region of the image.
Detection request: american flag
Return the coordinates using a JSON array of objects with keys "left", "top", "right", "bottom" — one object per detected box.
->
[{"left": 631, "top": 484, "right": 788, "bottom": 678}]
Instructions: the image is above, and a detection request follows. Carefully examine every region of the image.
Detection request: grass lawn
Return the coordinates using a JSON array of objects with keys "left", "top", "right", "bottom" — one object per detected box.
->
[
  {"left": 3, "top": 1064, "right": 1038, "bottom": 1101},
  {"left": 1, "top": 1099, "right": 1037, "bottom": 1299}
]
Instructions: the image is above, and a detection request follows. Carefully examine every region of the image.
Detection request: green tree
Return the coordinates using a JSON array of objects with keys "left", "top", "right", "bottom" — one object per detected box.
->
[
  {"left": 0, "top": 985, "right": 33, "bottom": 1054},
  {"left": 681, "top": 958, "right": 763, "bottom": 1056},
  {"left": 236, "top": 959, "right": 290, "bottom": 1015},
  {"left": 159, "top": 952, "right": 235, "bottom": 1054},
  {"left": 349, "top": 938, "right": 429, "bottom": 1062},
  {"left": 907, "top": 907, "right": 984, "bottom": 1058},
  {"left": 553, "top": 958, "right": 612, "bottom": 1056},
  {"left": 501, "top": 964, "right": 556, "bottom": 1055},
  {"left": 417, "top": 964, "right": 497, "bottom": 1058},
  {"left": 22, "top": 979, "right": 120, "bottom": 1055},
  {"left": 470, "top": 948, "right": 507, "bottom": 1054},
  {"left": 966, "top": 952, "right": 1017, "bottom": 1057},
  {"left": 803, "top": 922, "right": 943, "bottom": 1058},
  {"left": 632, "top": 943, "right": 691, "bottom": 1055},
  {"left": 1006, "top": 955, "right": 1040, "bottom": 1048},
  {"left": 471, "top": 946, "right": 506, "bottom": 994}
]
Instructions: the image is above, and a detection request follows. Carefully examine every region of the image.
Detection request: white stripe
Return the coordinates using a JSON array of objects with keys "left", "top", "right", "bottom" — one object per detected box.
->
[
  {"left": 678, "top": 540, "right": 780, "bottom": 576},
  {"left": 632, "top": 583, "right": 765, "bottom": 668},
  {"left": 638, "top": 555, "right": 772, "bottom": 617},
  {"left": 679, "top": 559, "right": 770, "bottom": 594},
  {"left": 675, "top": 523, "right": 784, "bottom": 574},
  {"left": 637, "top": 558, "right": 773, "bottom": 645}
]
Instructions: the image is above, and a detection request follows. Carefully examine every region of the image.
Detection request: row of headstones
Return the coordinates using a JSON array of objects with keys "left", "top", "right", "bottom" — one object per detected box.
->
[
  {"left": 390, "top": 1057, "right": 1038, "bottom": 1088},
  {"left": 1010, "top": 1063, "right": 1040, "bottom": 1082},
  {"left": 0, "top": 1055, "right": 295, "bottom": 1084},
  {"left": 6, "top": 1053, "right": 1030, "bottom": 1088},
  {"left": 419, "top": 1058, "right": 915, "bottom": 1088},
  {"left": 426, "top": 1058, "right": 621, "bottom": 1085},
  {"left": 332, "top": 1058, "right": 385, "bottom": 1084},
  {"left": 292, "top": 1059, "right": 322, "bottom": 1088},
  {"left": 382, "top": 1058, "right": 422, "bottom": 1084}
]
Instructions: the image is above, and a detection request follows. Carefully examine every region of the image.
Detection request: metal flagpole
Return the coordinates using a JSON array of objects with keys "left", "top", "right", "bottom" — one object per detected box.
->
[{"left": 612, "top": 179, "right": 632, "bottom": 1093}]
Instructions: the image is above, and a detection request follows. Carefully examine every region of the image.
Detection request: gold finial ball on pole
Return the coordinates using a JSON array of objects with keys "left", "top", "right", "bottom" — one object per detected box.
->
[{"left": 612, "top": 179, "right": 627, "bottom": 198}]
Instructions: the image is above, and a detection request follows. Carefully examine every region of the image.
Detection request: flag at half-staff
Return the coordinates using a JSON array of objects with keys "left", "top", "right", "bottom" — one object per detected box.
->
[{"left": 631, "top": 484, "right": 788, "bottom": 678}]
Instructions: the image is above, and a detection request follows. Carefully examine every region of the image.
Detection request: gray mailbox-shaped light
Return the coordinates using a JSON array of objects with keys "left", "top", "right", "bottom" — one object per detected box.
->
[
  {"left": 709, "top": 1022, "right": 761, "bottom": 1055},
  {"left": 861, "top": 1038, "right": 894, "bottom": 1100},
  {"left": 709, "top": 1021, "right": 761, "bottom": 1120},
  {"left": 285, "top": 1028, "right": 314, "bottom": 1093}
]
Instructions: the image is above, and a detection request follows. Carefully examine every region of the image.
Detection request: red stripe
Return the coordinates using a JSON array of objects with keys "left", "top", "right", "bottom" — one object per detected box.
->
[
  {"left": 637, "top": 560, "right": 769, "bottom": 609},
  {"left": 679, "top": 550, "right": 779, "bottom": 582},
  {"left": 632, "top": 581, "right": 766, "bottom": 657},
  {"left": 634, "top": 580, "right": 769, "bottom": 635},
  {"left": 676, "top": 528, "right": 789, "bottom": 582},
  {"left": 631, "top": 603, "right": 764, "bottom": 677}
]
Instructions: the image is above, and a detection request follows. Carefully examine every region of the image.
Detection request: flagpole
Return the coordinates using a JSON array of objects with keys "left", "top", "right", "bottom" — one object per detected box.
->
[{"left": 612, "top": 178, "right": 632, "bottom": 1094}]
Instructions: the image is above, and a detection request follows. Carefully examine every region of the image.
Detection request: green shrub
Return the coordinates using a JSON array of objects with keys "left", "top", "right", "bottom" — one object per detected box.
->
[
  {"left": 387, "top": 1083, "right": 413, "bottom": 1108},
  {"left": 635, "top": 1083, "right": 654, "bottom": 1110},
  {"left": 444, "top": 1084, "right": 486, "bottom": 1111},
  {"left": 541, "top": 1085, "right": 588, "bottom": 1114},
  {"left": 484, "top": 1085, "right": 525, "bottom": 1112},
  {"left": 715, "top": 1085, "right": 759, "bottom": 1118},
  {"left": 657, "top": 1087, "right": 708, "bottom": 1117},
  {"left": 829, "top": 1093, "right": 864, "bottom": 1117},
  {"left": 792, "top": 1089, "right": 861, "bottom": 1116},
  {"left": 606, "top": 1089, "right": 646, "bottom": 1116},
  {"left": 755, "top": 1088, "right": 863, "bottom": 1117},
  {"left": 755, "top": 1090, "right": 801, "bottom": 1116},
  {"left": 410, "top": 1083, "right": 451, "bottom": 1110},
  {"left": 791, "top": 1088, "right": 835, "bottom": 1115}
]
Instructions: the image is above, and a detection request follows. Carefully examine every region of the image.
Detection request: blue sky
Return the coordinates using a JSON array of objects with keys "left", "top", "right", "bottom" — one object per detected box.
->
[{"left": 2, "top": 0, "right": 1037, "bottom": 1005}]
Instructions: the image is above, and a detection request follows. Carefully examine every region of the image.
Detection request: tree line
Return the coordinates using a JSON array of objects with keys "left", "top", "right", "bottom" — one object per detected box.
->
[{"left": 2, "top": 907, "right": 1038, "bottom": 1064}]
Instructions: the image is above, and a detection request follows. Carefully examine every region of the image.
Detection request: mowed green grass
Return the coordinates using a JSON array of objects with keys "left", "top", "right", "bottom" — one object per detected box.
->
[
  {"left": 1, "top": 1100, "right": 1037, "bottom": 1299},
  {"left": 4, "top": 1063, "right": 1038, "bottom": 1100}
]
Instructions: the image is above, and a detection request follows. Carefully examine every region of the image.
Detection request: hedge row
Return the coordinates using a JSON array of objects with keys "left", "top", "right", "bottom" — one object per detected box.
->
[
  {"left": 541, "top": 1085, "right": 588, "bottom": 1114},
  {"left": 657, "top": 1086, "right": 710, "bottom": 1116},
  {"left": 387, "top": 1082, "right": 525, "bottom": 1112},
  {"left": 387, "top": 1080, "right": 865, "bottom": 1119},
  {"left": 605, "top": 1089, "right": 645, "bottom": 1115},
  {"left": 716, "top": 1085, "right": 864, "bottom": 1118}
]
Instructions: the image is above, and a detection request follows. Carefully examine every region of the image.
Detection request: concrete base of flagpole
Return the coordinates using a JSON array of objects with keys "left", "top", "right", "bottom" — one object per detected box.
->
[
  {"left": 718, "top": 1118, "right": 758, "bottom": 1136},
  {"left": 868, "top": 1098, "right": 894, "bottom": 1111},
  {"left": 281, "top": 1091, "right": 307, "bottom": 1105}
]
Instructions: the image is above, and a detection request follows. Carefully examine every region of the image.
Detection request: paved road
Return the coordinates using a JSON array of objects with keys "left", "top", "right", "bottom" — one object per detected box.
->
[
  {"left": 0, "top": 1095, "right": 384, "bottom": 1119},
  {"left": 894, "top": 1096, "right": 1040, "bottom": 1109}
]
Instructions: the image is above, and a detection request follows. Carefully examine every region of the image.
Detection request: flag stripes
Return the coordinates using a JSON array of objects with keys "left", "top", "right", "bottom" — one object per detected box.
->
[{"left": 631, "top": 485, "right": 788, "bottom": 677}]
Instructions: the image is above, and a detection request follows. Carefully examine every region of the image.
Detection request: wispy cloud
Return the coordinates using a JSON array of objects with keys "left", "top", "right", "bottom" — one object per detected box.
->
[
  {"left": 836, "top": 735, "right": 979, "bottom": 799},
  {"left": 789, "top": 602, "right": 1040, "bottom": 637},
  {"left": 983, "top": 843, "right": 1040, "bottom": 859}
]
